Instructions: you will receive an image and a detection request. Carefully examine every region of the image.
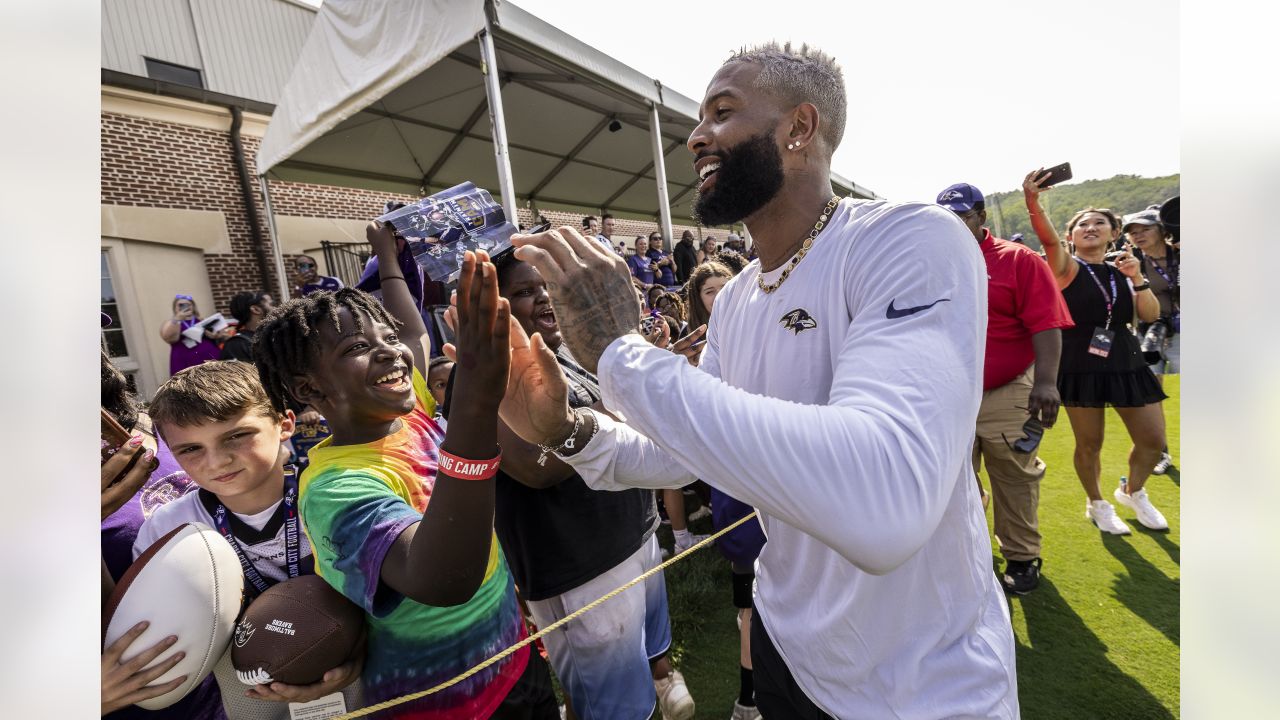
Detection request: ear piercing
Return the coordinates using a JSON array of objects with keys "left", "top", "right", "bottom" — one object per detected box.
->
[{"left": 788, "top": 141, "right": 802, "bottom": 151}]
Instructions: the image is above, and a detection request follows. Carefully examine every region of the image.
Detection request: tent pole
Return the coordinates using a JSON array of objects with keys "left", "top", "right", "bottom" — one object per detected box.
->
[
  {"left": 478, "top": 26, "right": 519, "bottom": 225},
  {"left": 258, "top": 174, "right": 291, "bottom": 302},
  {"left": 648, "top": 103, "right": 675, "bottom": 250}
]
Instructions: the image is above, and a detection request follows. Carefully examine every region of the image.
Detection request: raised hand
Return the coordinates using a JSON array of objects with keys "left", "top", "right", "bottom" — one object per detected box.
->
[
  {"left": 1022, "top": 168, "right": 1053, "bottom": 202},
  {"left": 444, "top": 250, "right": 511, "bottom": 413},
  {"left": 511, "top": 225, "right": 641, "bottom": 374}
]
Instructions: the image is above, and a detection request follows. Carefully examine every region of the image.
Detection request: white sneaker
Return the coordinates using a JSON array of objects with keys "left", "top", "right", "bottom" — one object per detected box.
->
[
  {"left": 1114, "top": 484, "right": 1169, "bottom": 530},
  {"left": 1086, "top": 499, "right": 1132, "bottom": 535},
  {"left": 730, "top": 700, "right": 762, "bottom": 719},
  {"left": 673, "top": 532, "right": 711, "bottom": 553},
  {"left": 687, "top": 505, "right": 712, "bottom": 523},
  {"left": 1152, "top": 452, "right": 1173, "bottom": 475},
  {"left": 655, "top": 669, "right": 696, "bottom": 720}
]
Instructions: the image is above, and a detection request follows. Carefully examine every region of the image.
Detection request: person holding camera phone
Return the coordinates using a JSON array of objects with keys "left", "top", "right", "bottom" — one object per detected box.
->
[
  {"left": 937, "top": 183, "right": 1074, "bottom": 595},
  {"left": 159, "top": 294, "right": 227, "bottom": 377},
  {"left": 1123, "top": 208, "right": 1179, "bottom": 475},
  {"left": 1023, "top": 169, "right": 1169, "bottom": 535}
]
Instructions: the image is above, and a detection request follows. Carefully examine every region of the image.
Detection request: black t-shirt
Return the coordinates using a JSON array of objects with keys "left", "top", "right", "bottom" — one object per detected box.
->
[
  {"left": 443, "top": 347, "right": 658, "bottom": 601},
  {"left": 219, "top": 328, "right": 255, "bottom": 362},
  {"left": 673, "top": 241, "right": 698, "bottom": 284}
]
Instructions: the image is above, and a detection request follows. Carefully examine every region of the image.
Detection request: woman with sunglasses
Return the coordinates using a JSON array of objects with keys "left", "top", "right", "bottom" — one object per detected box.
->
[
  {"left": 1023, "top": 169, "right": 1169, "bottom": 535},
  {"left": 292, "top": 254, "right": 344, "bottom": 296},
  {"left": 158, "top": 294, "right": 226, "bottom": 377}
]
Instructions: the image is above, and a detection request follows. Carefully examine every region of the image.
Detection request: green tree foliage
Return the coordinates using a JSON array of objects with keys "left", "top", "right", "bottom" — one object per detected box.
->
[{"left": 983, "top": 174, "right": 1180, "bottom": 250}]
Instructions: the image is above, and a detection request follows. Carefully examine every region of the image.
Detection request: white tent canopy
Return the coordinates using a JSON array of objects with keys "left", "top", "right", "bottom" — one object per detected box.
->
[{"left": 255, "top": 0, "right": 877, "bottom": 297}]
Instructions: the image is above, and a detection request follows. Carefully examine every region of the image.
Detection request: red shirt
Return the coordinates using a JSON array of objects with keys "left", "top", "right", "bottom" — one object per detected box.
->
[{"left": 980, "top": 229, "right": 1074, "bottom": 390}]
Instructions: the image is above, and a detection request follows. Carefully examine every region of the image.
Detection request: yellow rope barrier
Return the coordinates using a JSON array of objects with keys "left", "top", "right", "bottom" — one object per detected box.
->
[{"left": 331, "top": 511, "right": 760, "bottom": 719}]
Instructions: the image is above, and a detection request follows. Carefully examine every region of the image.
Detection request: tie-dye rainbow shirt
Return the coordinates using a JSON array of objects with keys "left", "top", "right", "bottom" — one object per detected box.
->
[{"left": 299, "top": 367, "right": 527, "bottom": 719}]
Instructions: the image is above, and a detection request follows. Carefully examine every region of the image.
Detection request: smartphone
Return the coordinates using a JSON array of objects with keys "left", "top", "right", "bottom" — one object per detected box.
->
[
  {"left": 640, "top": 312, "right": 663, "bottom": 335},
  {"left": 101, "top": 408, "right": 147, "bottom": 484},
  {"left": 101, "top": 408, "right": 131, "bottom": 452},
  {"left": 1040, "top": 162, "right": 1073, "bottom": 188}
]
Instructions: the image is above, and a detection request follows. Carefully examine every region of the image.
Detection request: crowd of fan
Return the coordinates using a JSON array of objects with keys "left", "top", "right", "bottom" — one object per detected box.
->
[{"left": 102, "top": 172, "right": 1178, "bottom": 720}]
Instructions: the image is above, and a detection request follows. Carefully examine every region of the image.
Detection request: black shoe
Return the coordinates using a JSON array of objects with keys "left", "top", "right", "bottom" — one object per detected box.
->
[{"left": 1000, "top": 557, "right": 1042, "bottom": 595}]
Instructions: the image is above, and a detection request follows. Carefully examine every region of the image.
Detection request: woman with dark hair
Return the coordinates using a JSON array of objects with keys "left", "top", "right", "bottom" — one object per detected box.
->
[
  {"left": 687, "top": 261, "right": 734, "bottom": 334},
  {"left": 158, "top": 294, "right": 226, "bottom": 376},
  {"left": 1024, "top": 169, "right": 1169, "bottom": 535}
]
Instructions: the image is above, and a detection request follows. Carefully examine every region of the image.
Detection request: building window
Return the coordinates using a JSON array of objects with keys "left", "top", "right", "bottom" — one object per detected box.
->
[
  {"left": 101, "top": 250, "right": 130, "bottom": 358},
  {"left": 143, "top": 57, "right": 204, "bottom": 89}
]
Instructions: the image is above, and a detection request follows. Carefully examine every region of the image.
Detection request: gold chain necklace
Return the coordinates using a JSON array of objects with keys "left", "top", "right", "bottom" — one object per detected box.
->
[{"left": 756, "top": 195, "right": 840, "bottom": 294}]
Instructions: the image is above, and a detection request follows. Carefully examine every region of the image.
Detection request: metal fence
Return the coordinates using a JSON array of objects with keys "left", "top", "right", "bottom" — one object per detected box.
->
[{"left": 320, "top": 241, "right": 373, "bottom": 288}]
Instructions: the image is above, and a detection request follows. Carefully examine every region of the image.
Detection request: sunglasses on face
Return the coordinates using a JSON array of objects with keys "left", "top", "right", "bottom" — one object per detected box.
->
[
  {"left": 295, "top": 262, "right": 315, "bottom": 270},
  {"left": 1002, "top": 407, "right": 1045, "bottom": 454}
]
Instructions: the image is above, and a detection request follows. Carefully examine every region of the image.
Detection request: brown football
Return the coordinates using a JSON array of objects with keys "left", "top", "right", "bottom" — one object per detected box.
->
[{"left": 231, "top": 575, "right": 363, "bottom": 686}]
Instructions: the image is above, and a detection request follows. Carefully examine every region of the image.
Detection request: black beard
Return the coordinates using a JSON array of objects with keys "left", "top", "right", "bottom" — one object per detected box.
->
[{"left": 693, "top": 131, "right": 785, "bottom": 227}]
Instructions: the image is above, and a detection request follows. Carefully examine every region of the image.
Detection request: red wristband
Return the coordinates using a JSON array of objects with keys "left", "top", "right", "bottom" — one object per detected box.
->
[{"left": 437, "top": 449, "right": 502, "bottom": 481}]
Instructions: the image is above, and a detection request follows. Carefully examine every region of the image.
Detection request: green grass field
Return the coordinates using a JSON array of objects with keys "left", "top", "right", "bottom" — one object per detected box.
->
[{"left": 655, "top": 376, "right": 1180, "bottom": 719}]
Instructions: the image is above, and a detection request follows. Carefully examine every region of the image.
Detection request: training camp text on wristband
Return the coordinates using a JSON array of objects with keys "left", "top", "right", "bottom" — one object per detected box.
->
[{"left": 437, "top": 449, "right": 502, "bottom": 481}]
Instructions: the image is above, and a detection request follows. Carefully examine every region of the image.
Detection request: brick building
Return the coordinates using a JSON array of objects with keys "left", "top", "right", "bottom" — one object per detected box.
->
[{"left": 101, "top": 0, "right": 855, "bottom": 397}]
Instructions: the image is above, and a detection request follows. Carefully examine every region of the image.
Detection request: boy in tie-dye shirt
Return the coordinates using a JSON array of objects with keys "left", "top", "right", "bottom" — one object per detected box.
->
[{"left": 252, "top": 237, "right": 557, "bottom": 719}]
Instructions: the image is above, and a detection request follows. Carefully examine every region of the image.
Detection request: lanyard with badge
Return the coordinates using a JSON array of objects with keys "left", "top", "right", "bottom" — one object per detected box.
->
[
  {"left": 211, "top": 466, "right": 302, "bottom": 600},
  {"left": 1076, "top": 258, "right": 1118, "bottom": 358}
]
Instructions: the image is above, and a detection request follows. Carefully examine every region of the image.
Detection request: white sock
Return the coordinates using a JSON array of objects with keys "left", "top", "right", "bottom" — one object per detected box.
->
[{"left": 674, "top": 529, "right": 691, "bottom": 544}]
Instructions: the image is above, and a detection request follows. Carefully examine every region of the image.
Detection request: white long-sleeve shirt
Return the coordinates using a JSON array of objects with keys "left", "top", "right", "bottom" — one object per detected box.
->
[{"left": 564, "top": 199, "right": 1018, "bottom": 718}]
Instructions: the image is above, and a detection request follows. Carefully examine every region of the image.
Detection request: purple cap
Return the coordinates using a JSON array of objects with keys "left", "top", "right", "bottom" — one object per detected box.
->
[
  {"left": 936, "top": 183, "right": 984, "bottom": 214},
  {"left": 101, "top": 312, "right": 112, "bottom": 328}
]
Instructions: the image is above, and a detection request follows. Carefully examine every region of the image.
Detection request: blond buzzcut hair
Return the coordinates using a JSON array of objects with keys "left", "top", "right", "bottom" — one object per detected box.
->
[{"left": 725, "top": 41, "right": 847, "bottom": 154}]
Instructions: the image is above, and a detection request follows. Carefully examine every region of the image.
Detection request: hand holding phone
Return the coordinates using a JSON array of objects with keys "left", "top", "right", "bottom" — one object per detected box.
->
[
  {"left": 101, "top": 408, "right": 132, "bottom": 459},
  {"left": 101, "top": 408, "right": 156, "bottom": 519},
  {"left": 1039, "top": 162, "right": 1073, "bottom": 188}
]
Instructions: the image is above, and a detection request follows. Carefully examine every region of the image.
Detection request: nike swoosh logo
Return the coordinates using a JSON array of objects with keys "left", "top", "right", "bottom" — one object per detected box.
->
[{"left": 886, "top": 298, "right": 950, "bottom": 319}]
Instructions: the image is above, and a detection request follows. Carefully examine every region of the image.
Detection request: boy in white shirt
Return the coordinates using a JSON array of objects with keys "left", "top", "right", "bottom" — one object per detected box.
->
[{"left": 135, "top": 361, "right": 363, "bottom": 719}]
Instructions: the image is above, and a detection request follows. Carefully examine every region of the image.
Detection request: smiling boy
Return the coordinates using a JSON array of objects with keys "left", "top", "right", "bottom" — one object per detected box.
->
[
  {"left": 252, "top": 233, "right": 557, "bottom": 718},
  {"left": 137, "top": 360, "right": 364, "bottom": 719}
]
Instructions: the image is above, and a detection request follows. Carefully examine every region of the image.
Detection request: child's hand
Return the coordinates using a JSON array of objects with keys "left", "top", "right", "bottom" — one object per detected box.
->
[
  {"left": 246, "top": 629, "right": 365, "bottom": 704},
  {"left": 366, "top": 220, "right": 398, "bottom": 256},
  {"left": 445, "top": 250, "right": 510, "bottom": 412},
  {"left": 101, "top": 621, "right": 187, "bottom": 715}
]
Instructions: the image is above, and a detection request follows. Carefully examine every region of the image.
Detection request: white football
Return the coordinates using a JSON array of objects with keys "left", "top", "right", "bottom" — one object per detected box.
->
[{"left": 103, "top": 522, "right": 245, "bottom": 709}]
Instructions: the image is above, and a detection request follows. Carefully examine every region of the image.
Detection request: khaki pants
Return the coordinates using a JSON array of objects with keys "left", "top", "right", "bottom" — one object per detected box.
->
[{"left": 973, "top": 365, "right": 1046, "bottom": 561}]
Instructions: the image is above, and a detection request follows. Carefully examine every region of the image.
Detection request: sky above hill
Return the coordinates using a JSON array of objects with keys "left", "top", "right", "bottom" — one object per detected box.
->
[{"left": 506, "top": 0, "right": 1180, "bottom": 202}]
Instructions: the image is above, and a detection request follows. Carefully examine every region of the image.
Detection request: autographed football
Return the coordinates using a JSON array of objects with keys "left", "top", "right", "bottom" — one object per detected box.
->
[
  {"left": 231, "top": 575, "right": 363, "bottom": 686},
  {"left": 103, "top": 523, "right": 245, "bottom": 709}
]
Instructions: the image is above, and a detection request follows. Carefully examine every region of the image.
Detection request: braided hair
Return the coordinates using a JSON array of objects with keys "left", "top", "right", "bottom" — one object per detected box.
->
[{"left": 251, "top": 288, "right": 400, "bottom": 413}]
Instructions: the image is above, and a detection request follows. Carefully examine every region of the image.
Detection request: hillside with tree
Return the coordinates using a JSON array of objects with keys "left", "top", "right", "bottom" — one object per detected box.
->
[{"left": 982, "top": 174, "right": 1179, "bottom": 249}]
